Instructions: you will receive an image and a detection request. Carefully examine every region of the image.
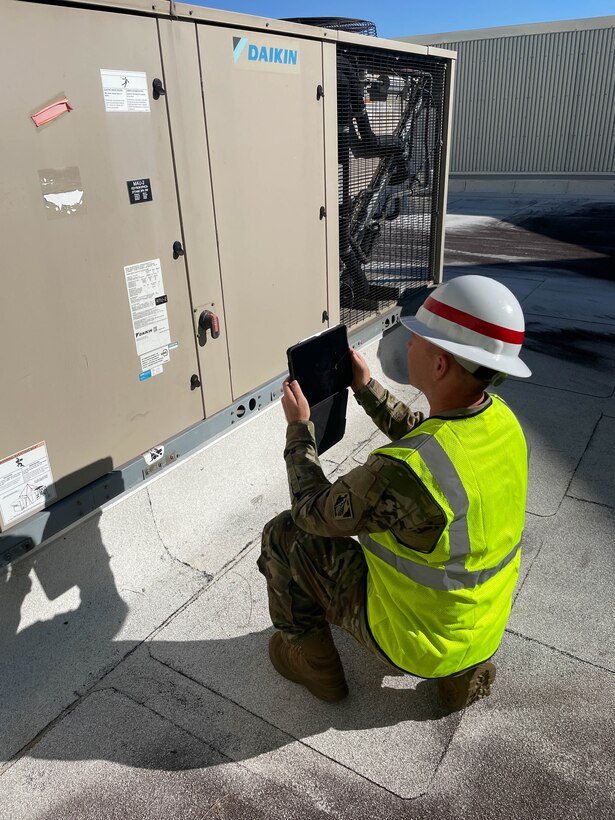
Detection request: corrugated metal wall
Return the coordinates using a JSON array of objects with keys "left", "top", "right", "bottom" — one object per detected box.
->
[{"left": 437, "top": 26, "right": 615, "bottom": 173}]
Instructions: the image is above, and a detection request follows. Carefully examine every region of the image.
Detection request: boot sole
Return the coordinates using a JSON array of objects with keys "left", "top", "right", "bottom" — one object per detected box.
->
[{"left": 438, "top": 661, "right": 496, "bottom": 712}]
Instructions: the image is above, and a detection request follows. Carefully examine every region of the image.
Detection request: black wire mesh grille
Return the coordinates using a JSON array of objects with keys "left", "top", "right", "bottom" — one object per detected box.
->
[
  {"left": 336, "top": 44, "right": 447, "bottom": 328},
  {"left": 284, "top": 18, "right": 377, "bottom": 37}
]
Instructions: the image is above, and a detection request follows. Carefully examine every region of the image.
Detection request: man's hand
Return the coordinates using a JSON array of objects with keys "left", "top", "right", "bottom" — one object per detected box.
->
[
  {"left": 282, "top": 379, "right": 311, "bottom": 424},
  {"left": 350, "top": 348, "right": 371, "bottom": 393}
]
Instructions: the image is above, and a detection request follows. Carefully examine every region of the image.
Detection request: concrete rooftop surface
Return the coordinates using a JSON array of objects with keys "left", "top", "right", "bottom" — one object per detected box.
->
[{"left": 1, "top": 194, "right": 614, "bottom": 819}]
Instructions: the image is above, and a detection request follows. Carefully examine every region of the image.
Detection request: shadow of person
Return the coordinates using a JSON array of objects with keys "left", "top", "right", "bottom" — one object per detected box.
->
[
  {"left": 22, "top": 624, "right": 448, "bottom": 772},
  {"left": 1, "top": 462, "right": 448, "bottom": 775},
  {"left": 161, "top": 624, "right": 445, "bottom": 727},
  {"left": 0, "top": 463, "right": 129, "bottom": 762}
]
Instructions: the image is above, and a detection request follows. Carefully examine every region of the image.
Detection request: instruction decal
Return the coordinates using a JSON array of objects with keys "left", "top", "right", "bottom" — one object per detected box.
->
[
  {"left": 0, "top": 442, "right": 57, "bottom": 527},
  {"left": 140, "top": 345, "right": 169, "bottom": 372},
  {"left": 127, "top": 178, "right": 153, "bottom": 204},
  {"left": 124, "top": 259, "right": 171, "bottom": 357},
  {"left": 100, "top": 70, "right": 150, "bottom": 113}
]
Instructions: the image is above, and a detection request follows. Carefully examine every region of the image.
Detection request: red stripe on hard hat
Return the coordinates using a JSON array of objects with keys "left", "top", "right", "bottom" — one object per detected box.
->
[{"left": 424, "top": 296, "right": 525, "bottom": 344}]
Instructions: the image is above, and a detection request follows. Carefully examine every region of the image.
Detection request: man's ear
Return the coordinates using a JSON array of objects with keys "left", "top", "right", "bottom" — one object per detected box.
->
[{"left": 433, "top": 350, "right": 452, "bottom": 381}]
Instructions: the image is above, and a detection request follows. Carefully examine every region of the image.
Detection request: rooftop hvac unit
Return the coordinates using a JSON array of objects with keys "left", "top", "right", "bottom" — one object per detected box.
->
[{"left": 0, "top": 0, "right": 454, "bottom": 550}]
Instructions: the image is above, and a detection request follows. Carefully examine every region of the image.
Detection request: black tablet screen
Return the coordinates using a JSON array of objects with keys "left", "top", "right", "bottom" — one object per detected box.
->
[{"left": 287, "top": 325, "right": 352, "bottom": 406}]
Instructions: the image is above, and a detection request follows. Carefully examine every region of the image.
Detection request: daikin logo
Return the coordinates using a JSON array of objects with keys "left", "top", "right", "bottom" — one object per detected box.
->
[{"left": 232, "top": 36, "right": 298, "bottom": 66}]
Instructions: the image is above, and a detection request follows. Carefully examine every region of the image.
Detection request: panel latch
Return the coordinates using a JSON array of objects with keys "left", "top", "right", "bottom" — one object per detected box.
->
[{"left": 152, "top": 78, "right": 166, "bottom": 100}]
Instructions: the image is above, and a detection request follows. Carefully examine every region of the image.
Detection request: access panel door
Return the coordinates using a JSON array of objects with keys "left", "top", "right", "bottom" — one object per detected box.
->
[
  {"left": 0, "top": 2, "right": 203, "bottom": 528},
  {"left": 198, "top": 26, "right": 330, "bottom": 398},
  {"left": 157, "top": 18, "right": 233, "bottom": 419}
]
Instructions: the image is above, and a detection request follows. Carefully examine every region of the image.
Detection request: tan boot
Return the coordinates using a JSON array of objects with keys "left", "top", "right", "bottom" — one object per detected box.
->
[
  {"left": 268, "top": 627, "right": 349, "bottom": 702},
  {"left": 437, "top": 661, "right": 496, "bottom": 712}
]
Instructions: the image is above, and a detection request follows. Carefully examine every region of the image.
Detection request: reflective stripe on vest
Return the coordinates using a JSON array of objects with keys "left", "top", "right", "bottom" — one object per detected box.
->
[
  {"left": 359, "top": 531, "right": 521, "bottom": 591},
  {"left": 359, "top": 432, "right": 520, "bottom": 591}
]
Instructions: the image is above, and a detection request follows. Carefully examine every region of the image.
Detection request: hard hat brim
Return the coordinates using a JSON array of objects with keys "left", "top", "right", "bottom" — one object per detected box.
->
[{"left": 401, "top": 315, "right": 532, "bottom": 379}]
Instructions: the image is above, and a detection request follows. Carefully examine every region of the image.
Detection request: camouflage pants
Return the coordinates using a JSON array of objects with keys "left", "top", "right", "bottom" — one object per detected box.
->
[{"left": 258, "top": 511, "right": 392, "bottom": 667}]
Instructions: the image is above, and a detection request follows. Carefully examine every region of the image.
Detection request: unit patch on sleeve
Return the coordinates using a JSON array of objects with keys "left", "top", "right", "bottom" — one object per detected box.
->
[{"left": 334, "top": 492, "right": 353, "bottom": 520}]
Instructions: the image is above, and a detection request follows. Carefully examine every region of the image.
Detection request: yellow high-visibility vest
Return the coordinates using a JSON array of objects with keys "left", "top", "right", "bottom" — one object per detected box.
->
[{"left": 359, "top": 395, "right": 528, "bottom": 678}]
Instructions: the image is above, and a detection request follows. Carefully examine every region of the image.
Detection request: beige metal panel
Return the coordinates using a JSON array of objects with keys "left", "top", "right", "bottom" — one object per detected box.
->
[
  {"left": 158, "top": 18, "right": 233, "bottom": 416},
  {"left": 0, "top": 1, "right": 203, "bottom": 526},
  {"left": 197, "top": 25, "right": 329, "bottom": 399},
  {"left": 426, "top": 45, "right": 457, "bottom": 59},
  {"left": 322, "top": 41, "right": 340, "bottom": 328},
  {"left": 176, "top": 3, "right": 337, "bottom": 41},
  {"left": 42, "top": 0, "right": 169, "bottom": 14}
]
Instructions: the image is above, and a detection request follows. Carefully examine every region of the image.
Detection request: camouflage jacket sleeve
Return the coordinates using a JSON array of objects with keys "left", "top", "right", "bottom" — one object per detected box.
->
[
  {"left": 353, "top": 378, "right": 425, "bottom": 441},
  {"left": 284, "top": 420, "right": 445, "bottom": 549}
]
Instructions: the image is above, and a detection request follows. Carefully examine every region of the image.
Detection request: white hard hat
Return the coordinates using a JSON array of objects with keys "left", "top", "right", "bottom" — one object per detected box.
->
[{"left": 401, "top": 275, "right": 532, "bottom": 379}]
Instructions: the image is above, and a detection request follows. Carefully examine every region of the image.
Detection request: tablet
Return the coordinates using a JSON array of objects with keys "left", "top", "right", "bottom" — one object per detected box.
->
[
  {"left": 287, "top": 325, "right": 352, "bottom": 406},
  {"left": 287, "top": 325, "right": 352, "bottom": 453}
]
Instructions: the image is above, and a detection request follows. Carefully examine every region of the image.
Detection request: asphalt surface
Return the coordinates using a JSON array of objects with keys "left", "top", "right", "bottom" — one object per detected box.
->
[{"left": 1, "top": 194, "right": 614, "bottom": 819}]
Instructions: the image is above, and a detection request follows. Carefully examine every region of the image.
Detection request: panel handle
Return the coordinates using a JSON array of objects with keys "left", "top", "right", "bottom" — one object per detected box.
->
[{"left": 198, "top": 310, "right": 220, "bottom": 339}]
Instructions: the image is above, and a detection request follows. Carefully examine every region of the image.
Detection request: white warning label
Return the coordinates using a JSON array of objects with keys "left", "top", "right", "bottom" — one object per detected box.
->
[
  {"left": 0, "top": 442, "right": 57, "bottom": 527},
  {"left": 140, "top": 345, "right": 170, "bottom": 372},
  {"left": 143, "top": 444, "right": 165, "bottom": 466},
  {"left": 100, "top": 69, "right": 150, "bottom": 113},
  {"left": 124, "top": 259, "right": 171, "bottom": 357}
]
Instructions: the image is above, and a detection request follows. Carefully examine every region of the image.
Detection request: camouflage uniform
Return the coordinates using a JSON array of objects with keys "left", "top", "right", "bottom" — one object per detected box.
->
[{"left": 258, "top": 378, "right": 491, "bottom": 663}]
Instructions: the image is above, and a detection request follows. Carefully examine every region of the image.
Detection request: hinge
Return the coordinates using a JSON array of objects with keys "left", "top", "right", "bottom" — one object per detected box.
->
[
  {"left": 316, "top": 85, "right": 324, "bottom": 100},
  {"left": 319, "top": 206, "right": 326, "bottom": 220}
]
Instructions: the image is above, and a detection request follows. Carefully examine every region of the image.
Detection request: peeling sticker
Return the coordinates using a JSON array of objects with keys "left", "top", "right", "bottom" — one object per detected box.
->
[
  {"left": 124, "top": 259, "right": 171, "bottom": 357},
  {"left": 39, "top": 167, "right": 86, "bottom": 219},
  {"left": 0, "top": 442, "right": 57, "bottom": 528},
  {"left": 143, "top": 445, "right": 164, "bottom": 466},
  {"left": 43, "top": 190, "right": 84, "bottom": 212},
  {"left": 101, "top": 69, "right": 150, "bottom": 113}
]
